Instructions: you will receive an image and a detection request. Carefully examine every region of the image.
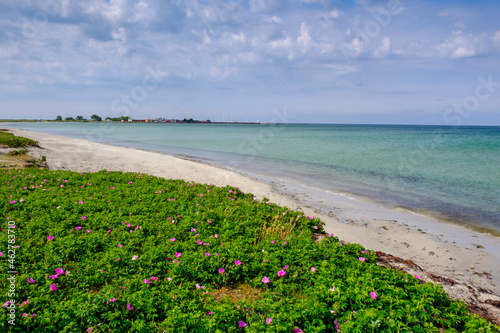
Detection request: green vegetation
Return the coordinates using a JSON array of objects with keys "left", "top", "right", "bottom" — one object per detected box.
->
[
  {"left": 55, "top": 116, "right": 63, "bottom": 121},
  {"left": 105, "top": 116, "right": 130, "bottom": 122},
  {"left": 7, "top": 150, "right": 29, "bottom": 156},
  {"left": 64, "top": 117, "right": 75, "bottom": 122},
  {"left": 0, "top": 131, "right": 39, "bottom": 148},
  {"left": 91, "top": 114, "right": 102, "bottom": 122},
  {"left": 1, "top": 169, "right": 498, "bottom": 332}
]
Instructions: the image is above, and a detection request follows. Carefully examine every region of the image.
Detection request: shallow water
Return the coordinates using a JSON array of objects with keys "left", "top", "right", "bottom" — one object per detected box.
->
[{"left": 5, "top": 122, "right": 499, "bottom": 234}]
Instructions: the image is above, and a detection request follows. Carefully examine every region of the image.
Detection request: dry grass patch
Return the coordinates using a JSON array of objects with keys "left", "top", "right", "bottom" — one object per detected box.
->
[{"left": 209, "top": 283, "right": 263, "bottom": 305}]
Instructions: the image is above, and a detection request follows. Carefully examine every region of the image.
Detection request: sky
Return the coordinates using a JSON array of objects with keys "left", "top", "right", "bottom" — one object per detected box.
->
[{"left": 1, "top": 0, "right": 500, "bottom": 125}]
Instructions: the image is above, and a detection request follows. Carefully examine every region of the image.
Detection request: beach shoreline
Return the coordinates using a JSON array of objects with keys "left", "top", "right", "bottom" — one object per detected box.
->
[{"left": 5, "top": 127, "right": 500, "bottom": 322}]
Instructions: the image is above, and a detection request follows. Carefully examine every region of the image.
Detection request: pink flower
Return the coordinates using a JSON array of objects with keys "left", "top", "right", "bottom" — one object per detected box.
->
[
  {"left": 55, "top": 268, "right": 64, "bottom": 275},
  {"left": 2, "top": 302, "right": 11, "bottom": 308},
  {"left": 47, "top": 235, "right": 54, "bottom": 241},
  {"left": 205, "top": 253, "right": 211, "bottom": 256},
  {"left": 277, "top": 270, "right": 286, "bottom": 277},
  {"left": 108, "top": 298, "right": 116, "bottom": 303},
  {"left": 75, "top": 226, "right": 82, "bottom": 230},
  {"left": 132, "top": 256, "right": 138, "bottom": 260},
  {"left": 197, "top": 240, "right": 203, "bottom": 245},
  {"left": 238, "top": 321, "right": 246, "bottom": 327},
  {"left": 414, "top": 274, "right": 420, "bottom": 279},
  {"left": 266, "top": 318, "right": 273, "bottom": 324},
  {"left": 107, "top": 229, "right": 111, "bottom": 233},
  {"left": 293, "top": 329, "right": 303, "bottom": 333},
  {"left": 282, "top": 265, "right": 289, "bottom": 270},
  {"left": 262, "top": 277, "right": 270, "bottom": 284},
  {"left": 219, "top": 268, "right": 225, "bottom": 274},
  {"left": 170, "top": 238, "right": 176, "bottom": 242},
  {"left": 0, "top": 252, "right": 3, "bottom": 256},
  {"left": 22, "top": 313, "right": 27, "bottom": 317},
  {"left": 27, "top": 278, "right": 35, "bottom": 283},
  {"left": 10, "top": 200, "right": 16, "bottom": 204},
  {"left": 86, "top": 229, "right": 92, "bottom": 233},
  {"left": 359, "top": 257, "right": 365, "bottom": 262},
  {"left": 81, "top": 216, "right": 86, "bottom": 220},
  {"left": 117, "top": 244, "right": 122, "bottom": 248},
  {"left": 150, "top": 276, "right": 158, "bottom": 281},
  {"left": 144, "top": 279, "right": 152, "bottom": 284},
  {"left": 234, "top": 260, "right": 241, "bottom": 266},
  {"left": 175, "top": 252, "right": 181, "bottom": 258},
  {"left": 127, "top": 303, "right": 134, "bottom": 311},
  {"left": 370, "top": 291, "right": 378, "bottom": 300},
  {"left": 50, "top": 283, "right": 57, "bottom": 291},
  {"left": 208, "top": 311, "right": 214, "bottom": 315},
  {"left": 311, "top": 267, "right": 316, "bottom": 272}
]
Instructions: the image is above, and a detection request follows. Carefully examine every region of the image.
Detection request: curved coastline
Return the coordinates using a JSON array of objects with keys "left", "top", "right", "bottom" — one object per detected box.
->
[{"left": 4, "top": 127, "right": 500, "bottom": 321}]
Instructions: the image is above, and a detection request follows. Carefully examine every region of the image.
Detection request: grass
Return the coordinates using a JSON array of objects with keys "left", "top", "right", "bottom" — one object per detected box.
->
[
  {"left": 0, "top": 130, "right": 39, "bottom": 148},
  {"left": 0, "top": 169, "right": 499, "bottom": 332}
]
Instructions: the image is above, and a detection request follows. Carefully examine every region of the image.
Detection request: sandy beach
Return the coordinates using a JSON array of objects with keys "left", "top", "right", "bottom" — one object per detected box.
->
[{"left": 6, "top": 127, "right": 500, "bottom": 322}]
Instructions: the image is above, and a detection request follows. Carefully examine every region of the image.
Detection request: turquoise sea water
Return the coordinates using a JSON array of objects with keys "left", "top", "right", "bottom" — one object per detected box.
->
[{"left": 4, "top": 122, "right": 500, "bottom": 235}]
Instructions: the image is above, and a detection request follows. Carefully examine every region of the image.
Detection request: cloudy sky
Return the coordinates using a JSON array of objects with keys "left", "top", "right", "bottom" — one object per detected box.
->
[{"left": 1, "top": 0, "right": 500, "bottom": 124}]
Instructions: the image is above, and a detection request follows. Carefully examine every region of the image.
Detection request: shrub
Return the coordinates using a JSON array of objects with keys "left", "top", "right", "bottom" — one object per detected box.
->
[
  {"left": 0, "top": 132, "right": 39, "bottom": 148},
  {"left": 0, "top": 169, "right": 498, "bottom": 332}
]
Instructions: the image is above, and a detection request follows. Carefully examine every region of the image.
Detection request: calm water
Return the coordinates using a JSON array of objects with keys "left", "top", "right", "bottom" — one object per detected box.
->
[{"left": 5, "top": 122, "right": 500, "bottom": 234}]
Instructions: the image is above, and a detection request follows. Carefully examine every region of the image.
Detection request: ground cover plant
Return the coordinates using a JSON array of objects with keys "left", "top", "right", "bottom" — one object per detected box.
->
[
  {"left": 1, "top": 169, "right": 498, "bottom": 332},
  {"left": 0, "top": 131, "right": 39, "bottom": 148}
]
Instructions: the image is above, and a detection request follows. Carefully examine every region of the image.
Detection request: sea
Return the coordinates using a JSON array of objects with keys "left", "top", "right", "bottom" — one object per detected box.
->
[{"left": 4, "top": 122, "right": 500, "bottom": 236}]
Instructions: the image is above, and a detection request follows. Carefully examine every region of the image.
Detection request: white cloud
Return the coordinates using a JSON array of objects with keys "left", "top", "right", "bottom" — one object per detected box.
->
[
  {"left": 249, "top": 0, "right": 287, "bottom": 13},
  {"left": 270, "top": 36, "right": 293, "bottom": 49},
  {"left": 438, "top": 31, "right": 488, "bottom": 59},
  {"left": 111, "top": 27, "right": 127, "bottom": 42},
  {"left": 297, "top": 22, "right": 313, "bottom": 52},
  {"left": 494, "top": 31, "right": 500, "bottom": 42},
  {"left": 373, "top": 36, "right": 391, "bottom": 58}
]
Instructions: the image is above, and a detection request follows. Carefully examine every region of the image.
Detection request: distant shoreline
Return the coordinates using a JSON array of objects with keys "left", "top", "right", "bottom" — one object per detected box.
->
[{"left": 1, "top": 120, "right": 499, "bottom": 127}]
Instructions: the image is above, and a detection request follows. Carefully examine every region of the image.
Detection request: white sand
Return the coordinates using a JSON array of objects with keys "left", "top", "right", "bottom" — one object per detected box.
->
[{"left": 6, "top": 128, "right": 500, "bottom": 318}]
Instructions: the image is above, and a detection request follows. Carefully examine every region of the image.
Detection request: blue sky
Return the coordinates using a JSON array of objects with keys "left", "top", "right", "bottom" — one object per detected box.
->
[{"left": 1, "top": 0, "right": 500, "bottom": 124}]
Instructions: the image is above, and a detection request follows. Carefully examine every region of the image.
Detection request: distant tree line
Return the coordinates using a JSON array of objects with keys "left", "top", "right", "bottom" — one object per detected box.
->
[{"left": 55, "top": 114, "right": 102, "bottom": 122}]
